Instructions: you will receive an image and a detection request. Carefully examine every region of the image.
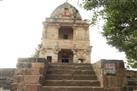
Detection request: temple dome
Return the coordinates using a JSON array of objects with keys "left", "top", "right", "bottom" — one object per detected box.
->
[{"left": 50, "top": 2, "right": 82, "bottom": 20}]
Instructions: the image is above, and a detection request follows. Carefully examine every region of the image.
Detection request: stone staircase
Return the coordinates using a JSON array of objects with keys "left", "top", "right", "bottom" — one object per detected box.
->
[
  {"left": 40, "top": 63, "right": 104, "bottom": 91},
  {"left": 126, "top": 77, "right": 137, "bottom": 91}
]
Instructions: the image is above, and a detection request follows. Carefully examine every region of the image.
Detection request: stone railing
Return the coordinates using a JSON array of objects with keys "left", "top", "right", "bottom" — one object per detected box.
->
[{"left": 11, "top": 58, "right": 48, "bottom": 91}]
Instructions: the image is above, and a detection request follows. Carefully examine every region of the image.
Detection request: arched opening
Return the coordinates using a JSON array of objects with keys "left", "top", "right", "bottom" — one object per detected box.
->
[
  {"left": 59, "top": 26, "right": 73, "bottom": 40},
  {"left": 58, "top": 49, "right": 73, "bottom": 64}
]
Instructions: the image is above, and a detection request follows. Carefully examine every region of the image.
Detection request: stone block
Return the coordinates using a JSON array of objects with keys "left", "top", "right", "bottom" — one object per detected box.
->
[
  {"left": 31, "top": 69, "right": 40, "bottom": 75},
  {"left": 15, "top": 69, "right": 23, "bottom": 75},
  {"left": 24, "top": 75, "right": 40, "bottom": 84},
  {"left": 32, "top": 63, "right": 44, "bottom": 68},
  {"left": 15, "top": 75, "right": 24, "bottom": 83},
  {"left": 18, "top": 58, "right": 46, "bottom": 63},
  {"left": 17, "top": 62, "right": 32, "bottom": 68},
  {"left": 31, "top": 68, "right": 44, "bottom": 75},
  {"left": 11, "top": 83, "right": 17, "bottom": 91},
  {"left": 104, "top": 87, "right": 121, "bottom": 91},
  {"left": 25, "top": 84, "right": 40, "bottom": 91},
  {"left": 16, "top": 68, "right": 43, "bottom": 75}
]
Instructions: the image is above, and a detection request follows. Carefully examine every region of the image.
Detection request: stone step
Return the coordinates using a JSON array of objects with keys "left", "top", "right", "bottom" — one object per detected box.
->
[
  {"left": 48, "top": 67, "right": 94, "bottom": 71},
  {"left": 43, "top": 80, "right": 100, "bottom": 86},
  {"left": 46, "top": 74, "right": 98, "bottom": 80},
  {"left": 127, "top": 86, "right": 137, "bottom": 90},
  {"left": 49, "top": 63, "right": 92, "bottom": 66},
  {"left": 48, "top": 64, "right": 93, "bottom": 69},
  {"left": 41, "top": 86, "right": 104, "bottom": 91},
  {"left": 128, "top": 81, "right": 137, "bottom": 86},
  {"left": 126, "top": 86, "right": 137, "bottom": 89},
  {"left": 46, "top": 69, "right": 95, "bottom": 75}
]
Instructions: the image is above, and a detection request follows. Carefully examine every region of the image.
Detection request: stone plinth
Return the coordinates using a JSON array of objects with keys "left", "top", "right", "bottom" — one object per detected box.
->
[
  {"left": 93, "top": 59, "right": 127, "bottom": 90},
  {"left": 11, "top": 58, "right": 48, "bottom": 91}
]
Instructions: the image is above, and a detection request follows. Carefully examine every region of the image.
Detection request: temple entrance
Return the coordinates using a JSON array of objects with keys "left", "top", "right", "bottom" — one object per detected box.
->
[{"left": 58, "top": 49, "right": 73, "bottom": 64}]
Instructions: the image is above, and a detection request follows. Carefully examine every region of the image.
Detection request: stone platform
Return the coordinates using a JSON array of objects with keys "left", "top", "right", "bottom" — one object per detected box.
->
[{"left": 0, "top": 58, "right": 137, "bottom": 91}]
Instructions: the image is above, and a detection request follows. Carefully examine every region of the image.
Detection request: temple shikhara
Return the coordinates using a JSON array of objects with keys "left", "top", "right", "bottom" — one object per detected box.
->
[{"left": 0, "top": 2, "right": 137, "bottom": 91}]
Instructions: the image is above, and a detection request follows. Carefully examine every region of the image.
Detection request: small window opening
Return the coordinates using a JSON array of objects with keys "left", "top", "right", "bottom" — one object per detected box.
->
[
  {"left": 64, "top": 8, "right": 69, "bottom": 10},
  {"left": 78, "top": 59, "right": 84, "bottom": 63}
]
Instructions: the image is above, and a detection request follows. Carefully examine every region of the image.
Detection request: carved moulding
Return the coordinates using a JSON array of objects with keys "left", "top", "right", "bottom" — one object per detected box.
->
[{"left": 53, "top": 47, "right": 61, "bottom": 54}]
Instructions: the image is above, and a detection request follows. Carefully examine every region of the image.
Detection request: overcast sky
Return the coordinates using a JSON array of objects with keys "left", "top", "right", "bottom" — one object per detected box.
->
[{"left": 0, "top": 0, "right": 126, "bottom": 68}]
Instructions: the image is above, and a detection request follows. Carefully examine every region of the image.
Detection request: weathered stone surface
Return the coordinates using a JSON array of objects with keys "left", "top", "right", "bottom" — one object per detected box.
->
[
  {"left": 25, "top": 84, "right": 40, "bottom": 91},
  {"left": 104, "top": 87, "right": 122, "bottom": 91},
  {"left": 41, "top": 63, "right": 102, "bottom": 91},
  {"left": 127, "top": 70, "right": 137, "bottom": 78},
  {"left": 15, "top": 75, "right": 24, "bottom": 83},
  {"left": 93, "top": 59, "right": 127, "bottom": 89},
  {"left": 18, "top": 58, "right": 46, "bottom": 63},
  {"left": 24, "top": 75, "right": 41, "bottom": 84},
  {"left": 10, "top": 58, "right": 47, "bottom": 91},
  {"left": 32, "top": 63, "right": 44, "bottom": 68},
  {"left": 16, "top": 68, "right": 42, "bottom": 75}
]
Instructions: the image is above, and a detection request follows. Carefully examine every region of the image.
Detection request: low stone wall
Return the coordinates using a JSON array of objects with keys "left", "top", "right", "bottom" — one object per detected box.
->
[
  {"left": 0, "top": 88, "right": 10, "bottom": 91},
  {"left": 93, "top": 59, "right": 127, "bottom": 91},
  {"left": 11, "top": 58, "right": 48, "bottom": 91},
  {"left": 0, "top": 68, "right": 15, "bottom": 90},
  {"left": 126, "top": 70, "right": 137, "bottom": 90},
  {"left": 127, "top": 70, "right": 137, "bottom": 78},
  {"left": 92, "top": 61, "right": 103, "bottom": 86}
]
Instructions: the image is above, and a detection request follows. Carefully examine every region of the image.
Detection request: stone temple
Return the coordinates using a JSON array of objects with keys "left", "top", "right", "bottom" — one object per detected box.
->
[
  {"left": 39, "top": 2, "right": 91, "bottom": 64},
  {"left": 0, "top": 2, "right": 137, "bottom": 91}
]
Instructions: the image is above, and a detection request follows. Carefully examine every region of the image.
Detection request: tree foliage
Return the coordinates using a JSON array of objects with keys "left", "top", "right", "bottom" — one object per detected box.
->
[
  {"left": 82, "top": 0, "right": 137, "bottom": 68},
  {"left": 32, "top": 44, "right": 41, "bottom": 57}
]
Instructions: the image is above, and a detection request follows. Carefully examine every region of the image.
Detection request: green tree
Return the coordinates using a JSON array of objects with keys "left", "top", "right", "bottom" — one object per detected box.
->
[
  {"left": 32, "top": 44, "right": 41, "bottom": 57},
  {"left": 82, "top": 0, "right": 137, "bottom": 68}
]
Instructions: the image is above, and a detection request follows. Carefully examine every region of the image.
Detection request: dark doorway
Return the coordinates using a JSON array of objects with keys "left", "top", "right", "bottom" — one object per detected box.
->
[
  {"left": 58, "top": 49, "right": 73, "bottom": 64},
  {"left": 61, "top": 54, "right": 69, "bottom": 63},
  {"left": 47, "top": 56, "right": 52, "bottom": 63}
]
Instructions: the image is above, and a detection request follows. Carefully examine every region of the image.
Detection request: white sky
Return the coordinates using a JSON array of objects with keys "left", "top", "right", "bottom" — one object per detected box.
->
[{"left": 0, "top": 0, "right": 126, "bottom": 68}]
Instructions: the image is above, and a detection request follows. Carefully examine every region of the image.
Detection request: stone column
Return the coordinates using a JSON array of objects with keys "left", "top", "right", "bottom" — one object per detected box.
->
[
  {"left": 53, "top": 44, "right": 61, "bottom": 63},
  {"left": 72, "top": 50, "right": 77, "bottom": 63}
]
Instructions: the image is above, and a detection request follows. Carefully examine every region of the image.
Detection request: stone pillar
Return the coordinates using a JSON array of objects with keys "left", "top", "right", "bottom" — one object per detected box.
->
[
  {"left": 93, "top": 59, "right": 127, "bottom": 91},
  {"left": 11, "top": 58, "right": 48, "bottom": 91},
  {"left": 53, "top": 46, "right": 61, "bottom": 63},
  {"left": 72, "top": 49, "right": 77, "bottom": 63}
]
